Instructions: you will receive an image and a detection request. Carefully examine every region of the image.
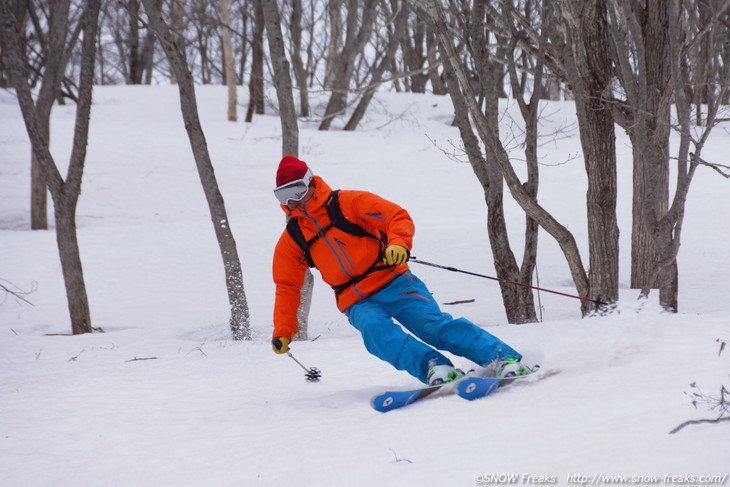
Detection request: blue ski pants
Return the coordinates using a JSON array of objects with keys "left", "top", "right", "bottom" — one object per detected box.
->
[{"left": 345, "top": 271, "right": 521, "bottom": 383}]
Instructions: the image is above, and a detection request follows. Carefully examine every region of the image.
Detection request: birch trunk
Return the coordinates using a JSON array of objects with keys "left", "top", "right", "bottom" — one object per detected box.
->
[
  {"left": 143, "top": 0, "right": 251, "bottom": 340},
  {"left": 220, "top": 0, "right": 237, "bottom": 122}
]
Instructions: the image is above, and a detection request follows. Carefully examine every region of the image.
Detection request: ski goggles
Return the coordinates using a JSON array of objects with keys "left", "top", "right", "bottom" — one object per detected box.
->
[{"left": 273, "top": 168, "right": 314, "bottom": 206}]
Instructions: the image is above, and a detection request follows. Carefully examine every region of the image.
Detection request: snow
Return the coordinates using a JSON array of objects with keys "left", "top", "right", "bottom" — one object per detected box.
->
[{"left": 1, "top": 85, "right": 729, "bottom": 486}]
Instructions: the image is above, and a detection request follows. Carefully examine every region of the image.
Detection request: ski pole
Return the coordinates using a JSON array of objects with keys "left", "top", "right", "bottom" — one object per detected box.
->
[
  {"left": 287, "top": 351, "right": 322, "bottom": 382},
  {"left": 409, "top": 257, "right": 608, "bottom": 309}
]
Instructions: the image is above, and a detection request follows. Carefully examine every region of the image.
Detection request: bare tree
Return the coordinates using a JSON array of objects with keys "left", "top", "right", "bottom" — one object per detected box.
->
[
  {"left": 28, "top": 1, "right": 72, "bottom": 231},
  {"left": 8, "top": 1, "right": 83, "bottom": 231},
  {"left": 235, "top": 0, "right": 250, "bottom": 84},
  {"left": 639, "top": 0, "right": 730, "bottom": 308},
  {"left": 687, "top": 0, "right": 727, "bottom": 123},
  {"left": 318, "top": 0, "right": 379, "bottom": 130},
  {"left": 606, "top": 1, "right": 675, "bottom": 307},
  {"left": 429, "top": 0, "right": 728, "bottom": 315},
  {"left": 187, "top": 0, "right": 218, "bottom": 84},
  {"left": 323, "top": 0, "right": 344, "bottom": 89},
  {"left": 1, "top": 0, "right": 101, "bottom": 334},
  {"left": 262, "top": 0, "right": 298, "bottom": 155},
  {"left": 126, "top": 0, "right": 155, "bottom": 84},
  {"left": 425, "top": 0, "right": 541, "bottom": 323},
  {"left": 554, "top": 0, "right": 619, "bottom": 306},
  {"left": 142, "top": 0, "right": 251, "bottom": 340},
  {"left": 605, "top": 0, "right": 730, "bottom": 311},
  {"left": 395, "top": 2, "right": 428, "bottom": 92},
  {"left": 220, "top": 0, "right": 237, "bottom": 121},
  {"left": 344, "top": 0, "right": 399, "bottom": 131},
  {"left": 246, "top": 0, "right": 265, "bottom": 121},
  {"left": 104, "top": 0, "right": 155, "bottom": 84},
  {"left": 416, "top": 0, "right": 598, "bottom": 316},
  {"left": 261, "top": 0, "right": 314, "bottom": 341},
  {"left": 425, "top": 21, "right": 446, "bottom": 94},
  {"left": 465, "top": 0, "right": 622, "bottom": 310},
  {"left": 288, "top": 0, "right": 310, "bottom": 117}
]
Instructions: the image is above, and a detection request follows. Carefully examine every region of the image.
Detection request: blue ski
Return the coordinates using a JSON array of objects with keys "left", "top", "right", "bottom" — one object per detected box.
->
[
  {"left": 457, "top": 366, "right": 541, "bottom": 400},
  {"left": 370, "top": 375, "right": 468, "bottom": 412},
  {"left": 457, "top": 375, "right": 511, "bottom": 400},
  {"left": 370, "top": 366, "right": 540, "bottom": 412}
]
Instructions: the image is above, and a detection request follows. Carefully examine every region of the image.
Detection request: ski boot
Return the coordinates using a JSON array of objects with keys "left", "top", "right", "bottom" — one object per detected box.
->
[
  {"left": 427, "top": 364, "right": 465, "bottom": 386},
  {"left": 497, "top": 357, "right": 534, "bottom": 378}
]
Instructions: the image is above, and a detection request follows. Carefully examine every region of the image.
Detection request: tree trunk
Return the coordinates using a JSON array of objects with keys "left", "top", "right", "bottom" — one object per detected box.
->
[
  {"left": 425, "top": 26, "right": 446, "bottom": 94},
  {"left": 635, "top": 0, "right": 730, "bottom": 312},
  {"left": 261, "top": 0, "right": 298, "bottom": 155},
  {"left": 318, "top": 0, "right": 378, "bottom": 130},
  {"left": 54, "top": 202, "right": 92, "bottom": 334},
  {"left": 605, "top": 0, "right": 680, "bottom": 310},
  {"left": 141, "top": 28, "right": 155, "bottom": 84},
  {"left": 344, "top": 22, "right": 399, "bottom": 131},
  {"left": 402, "top": 7, "right": 428, "bottom": 93},
  {"left": 261, "top": 0, "right": 314, "bottom": 340},
  {"left": 143, "top": 0, "right": 251, "bottom": 340},
  {"left": 29, "top": 0, "right": 73, "bottom": 230},
  {"left": 420, "top": 0, "right": 592, "bottom": 313},
  {"left": 246, "top": 0, "right": 265, "bottom": 122},
  {"left": 30, "top": 151, "right": 49, "bottom": 229},
  {"left": 559, "top": 0, "right": 619, "bottom": 308},
  {"left": 237, "top": 4, "right": 249, "bottom": 84},
  {"left": 289, "top": 0, "right": 310, "bottom": 117},
  {"left": 323, "top": 0, "right": 344, "bottom": 89},
  {"left": 128, "top": 0, "right": 143, "bottom": 83},
  {"left": 220, "top": 0, "right": 237, "bottom": 122},
  {"left": 438, "top": 3, "right": 538, "bottom": 324},
  {"left": 294, "top": 271, "right": 313, "bottom": 342},
  {"left": 610, "top": 2, "right": 675, "bottom": 309},
  {"left": 1, "top": 0, "right": 101, "bottom": 334},
  {"left": 630, "top": 127, "right": 671, "bottom": 291}
]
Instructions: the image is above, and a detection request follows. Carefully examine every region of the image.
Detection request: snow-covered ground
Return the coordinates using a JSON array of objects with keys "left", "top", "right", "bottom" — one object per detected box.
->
[{"left": 1, "top": 85, "right": 728, "bottom": 486}]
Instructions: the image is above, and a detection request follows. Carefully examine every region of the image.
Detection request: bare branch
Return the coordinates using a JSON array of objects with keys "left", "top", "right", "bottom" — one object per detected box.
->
[
  {"left": 670, "top": 416, "right": 730, "bottom": 434},
  {"left": 0, "top": 279, "right": 36, "bottom": 306},
  {"left": 692, "top": 154, "right": 730, "bottom": 179}
]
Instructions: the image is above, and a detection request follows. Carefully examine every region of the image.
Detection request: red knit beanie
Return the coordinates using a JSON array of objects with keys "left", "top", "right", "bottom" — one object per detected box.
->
[{"left": 276, "top": 156, "right": 309, "bottom": 187}]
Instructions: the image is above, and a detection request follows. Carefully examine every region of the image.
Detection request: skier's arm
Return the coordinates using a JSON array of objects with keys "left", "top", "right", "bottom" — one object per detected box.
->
[
  {"left": 346, "top": 191, "right": 415, "bottom": 253},
  {"left": 272, "top": 231, "right": 309, "bottom": 343}
]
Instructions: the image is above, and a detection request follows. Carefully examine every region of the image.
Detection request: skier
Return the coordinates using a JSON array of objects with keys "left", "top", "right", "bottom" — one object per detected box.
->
[{"left": 271, "top": 155, "right": 532, "bottom": 385}]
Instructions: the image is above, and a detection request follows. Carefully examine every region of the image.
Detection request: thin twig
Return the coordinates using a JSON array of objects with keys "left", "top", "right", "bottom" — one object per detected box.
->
[
  {"left": 68, "top": 348, "right": 86, "bottom": 362},
  {"left": 669, "top": 416, "right": 730, "bottom": 434},
  {"left": 389, "top": 449, "right": 413, "bottom": 464},
  {"left": 443, "top": 299, "right": 475, "bottom": 305},
  {"left": 0, "top": 279, "right": 36, "bottom": 306}
]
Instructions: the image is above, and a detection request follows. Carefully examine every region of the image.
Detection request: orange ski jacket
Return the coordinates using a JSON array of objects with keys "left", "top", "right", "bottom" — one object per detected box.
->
[{"left": 273, "top": 176, "right": 414, "bottom": 340}]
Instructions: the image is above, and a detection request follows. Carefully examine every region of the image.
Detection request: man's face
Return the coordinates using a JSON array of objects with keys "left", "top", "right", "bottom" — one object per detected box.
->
[{"left": 286, "top": 185, "right": 315, "bottom": 211}]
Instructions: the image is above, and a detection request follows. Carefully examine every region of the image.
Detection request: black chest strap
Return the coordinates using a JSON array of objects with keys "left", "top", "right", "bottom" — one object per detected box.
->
[
  {"left": 286, "top": 217, "right": 323, "bottom": 267},
  {"left": 286, "top": 190, "right": 389, "bottom": 292}
]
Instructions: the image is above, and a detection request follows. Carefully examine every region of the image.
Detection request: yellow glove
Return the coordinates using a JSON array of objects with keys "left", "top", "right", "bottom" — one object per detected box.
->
[
  {"left": 383, "top": 245, "right": 409, "bottom": 266},
  {"left": 272, "top": 337, "right": 291, "bottom": 354}
]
